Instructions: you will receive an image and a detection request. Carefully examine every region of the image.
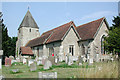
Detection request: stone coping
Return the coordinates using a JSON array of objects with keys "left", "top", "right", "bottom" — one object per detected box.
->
[{"left": 0, "top": 50, "right": 3, "bottom": 55}]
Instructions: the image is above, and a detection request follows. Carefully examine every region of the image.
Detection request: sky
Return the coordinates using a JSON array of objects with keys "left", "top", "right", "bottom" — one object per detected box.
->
[{"left": 1, "top": 2, "right": 118, "bottom": 37}]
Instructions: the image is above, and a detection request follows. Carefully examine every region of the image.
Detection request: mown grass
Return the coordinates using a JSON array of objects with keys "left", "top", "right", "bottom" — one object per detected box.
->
[{"left": 2, "top": 61, "right": 119, "bottom": 78}]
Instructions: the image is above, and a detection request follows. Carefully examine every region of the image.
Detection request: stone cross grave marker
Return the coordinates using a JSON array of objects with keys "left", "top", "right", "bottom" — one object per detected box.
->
[
  {"left": 43, "top": 60, "right": 52, "bottom": 70},
  {"left": 30, "top": 63, "right": 37, "bottom": 71},
  {"left": 38, "top": 72, "right": 57, "bottom": 78},
  {"left": 5, "top": 57, "right": 11, "bottom": 67}
]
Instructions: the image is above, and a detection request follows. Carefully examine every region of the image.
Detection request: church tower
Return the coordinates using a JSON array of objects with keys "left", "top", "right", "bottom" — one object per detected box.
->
[{"left": 16, "top": 9, "right": 40, "bottom": 57}]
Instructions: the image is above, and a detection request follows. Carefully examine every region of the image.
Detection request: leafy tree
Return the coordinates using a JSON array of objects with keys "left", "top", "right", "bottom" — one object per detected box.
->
[{"left": 104, "top": 16, "right": 120, "bottom": 58}]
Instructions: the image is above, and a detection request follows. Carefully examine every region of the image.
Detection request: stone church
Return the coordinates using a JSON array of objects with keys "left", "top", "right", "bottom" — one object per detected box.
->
[{"left": 16, "top": 10, "right": 109, "bottom": 61}]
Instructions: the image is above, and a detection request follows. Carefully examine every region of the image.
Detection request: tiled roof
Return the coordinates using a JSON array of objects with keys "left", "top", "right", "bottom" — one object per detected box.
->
[
  {"left": 26, "top": 21, "right": 74, "bottom": 47},
  {"left": 76, "top": 17, "right": 104, "bottom": 40},
  {"left": 20, "top": 47, "right": 33, "bottom": 55},
  {"left": 26, "top": 17, "right": 105, "bottom": 47},
  {"left": 18, "top": 10, "right": 39, "bottom": 30}
]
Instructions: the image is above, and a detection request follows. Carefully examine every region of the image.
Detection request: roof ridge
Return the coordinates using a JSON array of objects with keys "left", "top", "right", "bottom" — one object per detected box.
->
[
  {"left": 42, "top": 21, "right": 73, "bottom": 35},
  {"left": 77, "top": 17, "right": 104, "bottom": 28}
]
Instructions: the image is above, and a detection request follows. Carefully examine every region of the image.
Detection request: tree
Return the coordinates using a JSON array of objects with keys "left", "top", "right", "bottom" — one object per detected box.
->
[
  {"left": 0, "top": 12, "right": 17, "bottom": 64},
  {"left": 104, "top": 16, "right": 120, "bottom": 58}
]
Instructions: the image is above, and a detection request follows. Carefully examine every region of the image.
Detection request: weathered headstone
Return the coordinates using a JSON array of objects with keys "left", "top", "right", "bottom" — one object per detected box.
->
[
  {"left": 11, "top": 60, "right": 17, "bottom": 64},
  {"left": 89, "top": 58, "right": 93, "bottom": 65},
  {"left": 16, "top": 57, "right": 20, "bottom": 62},
  {"left": 30, "top": 63, "right": 37, "bottom": 71},
  {"left": 96, "top": 54, "right": 99, "bottom": 62},
  {"left": 5, "top": 57, "right": 11, "bottom": 67},
  {"left": 68, "top": 56, "right": 73, "bottom": 65},
  {"left": 43, "top": 60, "right": 52, "bottom": 70},
  {"left": 0, "top": 50, "right": 3, "bottom": 69},
  {"left": 9, "top": 56, "right": 14, "bottom": 60},
  {"left": 65, "top": 54, "right": 68, "bottom": 64},
  {"left": 38, "top": 72, "right": 57, "bottom": 78},
  {"left": 83, "top": 56, "right": 86, "bottom": 62},
  {"left": 78, "top": 56, "right": 83, "bottom": 65},
  {"left": 37, "top": 57, "right": 42, "bottom": 65},
  {"left": 28, "top": 59, "right": 34, "bottom": 66},
  {"left": 48, "top": 56, "right": 55, "bottom": 65},
  {"left": 23, "top": 58, "right": 27, "bottom": 64},
  {"left": 55, "top": 56, "right": 58, "bottom": 64}
]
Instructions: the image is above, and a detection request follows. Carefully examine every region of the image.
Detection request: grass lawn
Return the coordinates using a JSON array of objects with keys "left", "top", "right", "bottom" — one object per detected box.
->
[{"left": 2, "top": 61, "right": 119, "bottom": 78}]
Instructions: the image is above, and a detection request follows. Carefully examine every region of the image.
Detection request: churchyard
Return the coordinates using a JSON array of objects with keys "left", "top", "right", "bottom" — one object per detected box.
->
[{"left": 2, "top": 58, "right": 118, "bottom": 78}]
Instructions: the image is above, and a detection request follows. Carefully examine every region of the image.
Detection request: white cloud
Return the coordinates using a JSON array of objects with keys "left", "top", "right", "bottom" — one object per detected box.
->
[{"left": 80, "top": 11, "right": 116, "bottom": 20}]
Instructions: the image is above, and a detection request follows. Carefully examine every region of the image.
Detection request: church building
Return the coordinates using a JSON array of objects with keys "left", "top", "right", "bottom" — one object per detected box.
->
[{"left": 16, "top": 10, "right": 109, "bottom": 61}]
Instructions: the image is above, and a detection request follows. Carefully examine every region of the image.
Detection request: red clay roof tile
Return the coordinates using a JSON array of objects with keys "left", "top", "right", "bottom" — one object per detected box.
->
[
  {"left": 76, "top": 17, "right": 104, "bottom": 40},
  {"left": 20, "top": 47, "right": 33, "bottom": 55}
]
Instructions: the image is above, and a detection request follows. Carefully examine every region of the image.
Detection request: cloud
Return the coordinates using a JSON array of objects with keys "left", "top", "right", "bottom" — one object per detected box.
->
[{"left": 80, "top": 11, "right": 116, "bottom": 20}]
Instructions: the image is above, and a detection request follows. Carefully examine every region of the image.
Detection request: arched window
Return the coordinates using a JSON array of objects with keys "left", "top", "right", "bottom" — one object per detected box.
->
[
  {"left": 82, "top": 44, "right": 85, "bottom": 55},
  {"left": 101, "top": 35, "right": 105, "bottom": 54}
]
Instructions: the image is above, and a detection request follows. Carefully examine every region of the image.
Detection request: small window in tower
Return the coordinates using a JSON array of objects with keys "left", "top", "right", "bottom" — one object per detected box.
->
[
  {"left": 19, "top": 30, "right": 20, "bottom": 33},
  {"left": 29, "top": 29, "right": 31, "bottom": 32}
]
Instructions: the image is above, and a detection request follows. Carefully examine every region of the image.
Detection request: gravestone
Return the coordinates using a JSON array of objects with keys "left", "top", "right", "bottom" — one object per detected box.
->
[
  {"left": 83, "top": 56, "right": 86, "bottom": 62},
  {"left": 28, "top": 59, "right": 34, "bottom": 66},
  {"left": 5, "top": 57, "right": 11, "bottom": 67},
  {"left": 11, "top": 60, "right": 17, "bottom": 64},
  {"left": 89, "top": 58, "right": 93, "bottom": 65},
  {"left": 65, "top": 54, "right": 68, "bottom": 64},
  {"left": 9, "top": 56, "right": 14, "bottom": 60},
  {"left": 0, "top": 50, "right": 3, "bottom": 69},
  {"left": 95, "top": 54, "right": 99, "bottom": 62},
  {"left": 78, "top": 56, "right": 83, "bottom": 65},
  {"left": 55, "top": 56, "right": 58, "bottom": 64},
  {"left": 42, "top": 57, "right": 47, "bottom": 65},
  {"left": 43, "top": 60, "right": 52, "bottom": 70},
  {"left": 48, "top": 56, "right": 55, "bottom": 65},
  {"left": 38, "top": 72, "right": 57, "bottom": 78},
  {"left": 37, "top": 57, "right": 42, "bottom": 65},
  {"left": 16, "top": 57, "right": 20, "bottom": 62},
  {"left": 68, "top": 56, "right": 73, "bottom": 65},
  {"left": 30, "top": 63, "right": 37, "bottom": 71},
  {"left": 23, "top": 58, "right": 27, "bottom": 64}
]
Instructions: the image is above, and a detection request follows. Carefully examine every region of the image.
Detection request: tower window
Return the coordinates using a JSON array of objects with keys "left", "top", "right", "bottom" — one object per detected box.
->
[{"left": 29, "top": 29, "right": 31, "bottom": 32}]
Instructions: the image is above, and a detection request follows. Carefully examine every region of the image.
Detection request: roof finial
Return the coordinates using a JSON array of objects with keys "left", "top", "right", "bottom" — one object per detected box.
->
[{"left": 28, "top": 4, "right": 30, "bottom": 10}]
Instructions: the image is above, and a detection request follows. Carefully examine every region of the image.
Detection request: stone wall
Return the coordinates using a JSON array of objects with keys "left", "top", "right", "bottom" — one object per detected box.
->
[
  {"left": 16, "top": 27, "right": 40, "bottom": 56},
  {"left": 93, "top": 21, "right": 108, "bottom": 58},
  {"left": 61, "top": 27, "right": 79, "bottom": 60}
]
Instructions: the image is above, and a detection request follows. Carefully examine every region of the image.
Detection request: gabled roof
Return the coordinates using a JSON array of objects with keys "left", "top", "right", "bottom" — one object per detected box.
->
[
  {"left": 26, "top": 17, "right": 109, "bottom": 47},
  {"left": 20, "top": 47, "right": 33, "bottom": 55},
  {"left": 26, "top": 21, "right": 74, "bottom": 47},
  {"left": 76, "top": 17, "right": 105, "bottom": 40},
  {"left": 18, "top": 10, "right": 39, "bottom": 30}
]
